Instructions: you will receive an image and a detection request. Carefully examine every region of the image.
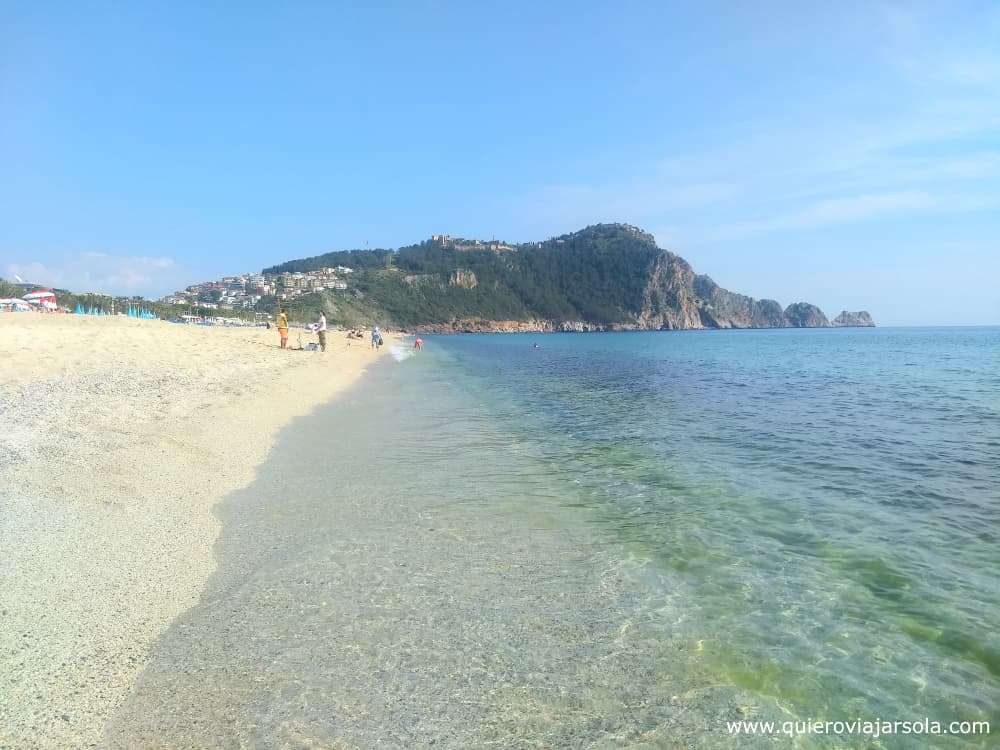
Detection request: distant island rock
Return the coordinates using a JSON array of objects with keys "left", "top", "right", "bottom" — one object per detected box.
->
[
  {"left": 784, "top": 302, "right": 831, "bottom": 328},
  {"left": 262, "top": 223, "right": 876, "bottom": 332},
  {"left": 831, "top": 310, "right": 875, "bottom": 327}
]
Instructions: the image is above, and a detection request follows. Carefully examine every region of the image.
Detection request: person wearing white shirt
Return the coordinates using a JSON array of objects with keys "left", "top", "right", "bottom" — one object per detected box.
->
[{"left": 315, "top": 312, "right": 327, "bottom": 352}]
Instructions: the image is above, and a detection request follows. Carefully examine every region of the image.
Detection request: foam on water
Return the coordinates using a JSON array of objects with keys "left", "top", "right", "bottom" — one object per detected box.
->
[{"left": 389, "top": 342, "right": 415, "bottom": 361}]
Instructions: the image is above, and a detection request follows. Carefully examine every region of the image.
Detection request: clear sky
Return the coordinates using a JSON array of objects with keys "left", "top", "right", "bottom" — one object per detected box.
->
[{"left": 2, "top": 1, "right": 998, "bottom": 324}]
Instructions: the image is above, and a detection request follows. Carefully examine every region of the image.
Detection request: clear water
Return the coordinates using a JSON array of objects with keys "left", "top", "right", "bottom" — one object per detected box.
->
[
  {"left": 109, "top": 327, "right": 1000, "bottom": 748},
  {"left": 429, "top": 328, "right": 1000, "bottom": 736}
]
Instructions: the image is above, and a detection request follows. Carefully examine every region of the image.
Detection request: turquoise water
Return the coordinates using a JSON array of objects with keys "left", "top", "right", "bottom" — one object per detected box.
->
[
  {"left": 426, "top": 327, "right": 1000, "bottom": 741},
  {"left": 109, "top": 327, "right": 999, "bottom": 748}
]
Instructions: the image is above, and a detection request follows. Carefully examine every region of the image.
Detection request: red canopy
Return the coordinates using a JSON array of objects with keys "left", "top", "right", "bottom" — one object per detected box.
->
[{"left": 23, "top": 289, "right": 57, "bottom": 302}]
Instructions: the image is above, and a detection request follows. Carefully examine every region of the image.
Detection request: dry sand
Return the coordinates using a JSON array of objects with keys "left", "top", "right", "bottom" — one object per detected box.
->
[{"left": 0, "top": 313, "right": 395, "bottom": 748}]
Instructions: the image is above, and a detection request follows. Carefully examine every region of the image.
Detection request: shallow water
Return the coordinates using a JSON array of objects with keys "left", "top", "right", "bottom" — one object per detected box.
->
[{"left": 108, "top": 328, "right": 999, "bottom": 748}]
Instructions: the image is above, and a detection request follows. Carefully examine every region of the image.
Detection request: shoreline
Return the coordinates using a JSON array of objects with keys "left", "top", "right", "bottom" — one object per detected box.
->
[
  {"left": 103, "top": 343, "right": 738, "bottom": 747},
  {"left": 412, "top": 322, "right": 877, "bottom": 334},
  {"left": 0, "top": 315, "right": 395, "bottom": 748}
]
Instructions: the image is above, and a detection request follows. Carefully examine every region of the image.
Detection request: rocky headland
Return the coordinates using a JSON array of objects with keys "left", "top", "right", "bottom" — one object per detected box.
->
[{"left": 269, "top": 223, "right": 877, "bottom": 333}]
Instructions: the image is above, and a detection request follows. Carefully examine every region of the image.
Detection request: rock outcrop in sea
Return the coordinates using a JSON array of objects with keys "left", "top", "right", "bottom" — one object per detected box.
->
[
  {"left": 784, "top": 302, "right": 831, "bottom": 328},
  {"left": 831, "top": 310, "right": 875, "bottom": 327}
]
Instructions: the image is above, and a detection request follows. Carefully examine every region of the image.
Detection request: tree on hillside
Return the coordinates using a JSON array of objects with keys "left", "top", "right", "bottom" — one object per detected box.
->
[{"left": 255, "top": 224, "right": 668, "bottom": 327}]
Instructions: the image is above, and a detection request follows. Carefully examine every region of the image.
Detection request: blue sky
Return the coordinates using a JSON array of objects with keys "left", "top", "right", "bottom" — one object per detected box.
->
[{"left": 1, "top": 1, "right": 998, "bottom": 324}]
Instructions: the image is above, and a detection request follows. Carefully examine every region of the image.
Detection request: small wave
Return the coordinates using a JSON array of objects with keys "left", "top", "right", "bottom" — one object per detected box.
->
[{"left": 390, "top": 344, "right": 415, "bottom": 362}]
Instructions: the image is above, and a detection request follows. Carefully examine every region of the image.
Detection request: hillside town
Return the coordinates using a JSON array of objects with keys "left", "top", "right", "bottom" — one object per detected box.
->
[
  {"left": 160, "top": 266, "right": 353, "bottom": 310},
  {"left": 431, "top": 235, "right": 516, "bottom": 252}
]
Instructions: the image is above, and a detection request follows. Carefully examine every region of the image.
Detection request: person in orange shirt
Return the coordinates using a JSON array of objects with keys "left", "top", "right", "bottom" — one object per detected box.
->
[{"left": 276, "top": 310, "right": 289, "bottom": 349}]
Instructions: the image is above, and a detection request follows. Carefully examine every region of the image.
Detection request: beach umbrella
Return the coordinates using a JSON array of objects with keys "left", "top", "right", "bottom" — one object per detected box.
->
[
  {"left": 0, "top": 298, "right": 32, "bottom": 311},
  {"left": 23, "top": 290, "right": 57, "bottom": 305}
]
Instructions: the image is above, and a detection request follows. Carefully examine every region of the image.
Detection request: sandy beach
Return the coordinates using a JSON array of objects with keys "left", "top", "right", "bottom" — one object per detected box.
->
[{"left": 0, "top": 314, "right": 394, "bottom": 748}]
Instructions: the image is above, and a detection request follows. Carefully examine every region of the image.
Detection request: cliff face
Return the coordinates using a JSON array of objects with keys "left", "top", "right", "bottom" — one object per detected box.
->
[
  {"left": 692, "top": 275, "right": 788, "bottom": 329},
  {"left": 635, "top": 252, "right": 705, "bottom": 330},
  {"left": 449, "top": 269, "right": 478, "bottom": 289},
  {"left": 632, "top": 263, "right": 799, "bottom": 331},
  {"left": 617, "top": 233, "right": 867, "bottom": 332},
  {"left": 832, "top": 310, "right": 875, "bottom": 327},
  {"left": 784, "top": 302, "right": 831, "bottom": 328},
  {"left": 416, "top": 268, "right": 867, "bottom": 333}
]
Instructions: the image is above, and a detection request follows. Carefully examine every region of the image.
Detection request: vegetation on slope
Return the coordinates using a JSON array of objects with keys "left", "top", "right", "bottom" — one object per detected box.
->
[
  {"left": 9, "top": 225, "right": 854, "bottom": 330},
  {"left": 267, "top": 224, "right": 663, "bottom": 327}
]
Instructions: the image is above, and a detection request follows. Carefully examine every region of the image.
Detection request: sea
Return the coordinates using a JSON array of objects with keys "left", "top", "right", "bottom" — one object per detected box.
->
[{"left": 108, "top": 327, "right": 1000, "bottom": 748}]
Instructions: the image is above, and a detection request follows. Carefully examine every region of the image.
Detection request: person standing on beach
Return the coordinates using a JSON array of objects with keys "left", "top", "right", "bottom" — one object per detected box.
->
[
  {"left": 315, "top": 311, "right": 327, "bottom": 352},
  {"left": 276, "top": 310, "right": 289, "bottom": 349},
  {"left": 371, "top": 325, "right": 381, "bottom": 349}
]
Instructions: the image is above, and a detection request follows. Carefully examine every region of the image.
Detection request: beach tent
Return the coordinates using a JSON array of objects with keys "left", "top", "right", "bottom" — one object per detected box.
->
[{"left": 127, "top": 304, "right": 158, "bottom": 319}]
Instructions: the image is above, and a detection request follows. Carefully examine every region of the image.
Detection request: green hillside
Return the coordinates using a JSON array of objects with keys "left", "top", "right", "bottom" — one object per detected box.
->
[
  {"left": 265, "top": 224, "right": 662, "bottom": 328},
  {"left": 262, "top": 223, "right": 870, "bottom": 331}
]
